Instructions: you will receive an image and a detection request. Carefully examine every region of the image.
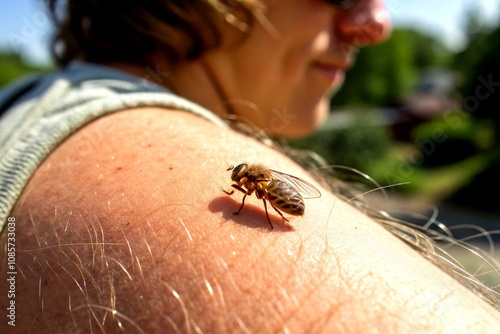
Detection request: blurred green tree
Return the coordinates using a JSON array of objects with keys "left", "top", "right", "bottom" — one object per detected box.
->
[
  {"left": 448, "top": 14, "right": 500, "bottom": 211},
  {"left": 0, "top": 51, "right": 47, "bottom": 88},
  {"left": 452, "top": 7, "right": 497, "bottom": 91},
  {"left": 332, "top": 28, "right": 452, "bottom": 107}
]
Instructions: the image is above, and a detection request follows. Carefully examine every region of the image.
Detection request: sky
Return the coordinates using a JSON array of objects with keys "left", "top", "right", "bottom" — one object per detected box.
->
[{"left": 0, "top": 0, "right": 499, "bottom": 65}]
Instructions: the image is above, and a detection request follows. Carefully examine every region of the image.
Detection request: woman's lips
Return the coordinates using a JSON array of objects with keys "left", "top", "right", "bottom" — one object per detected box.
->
[{"left": 312, "top": 62, "right": 347, "bottom": 87}]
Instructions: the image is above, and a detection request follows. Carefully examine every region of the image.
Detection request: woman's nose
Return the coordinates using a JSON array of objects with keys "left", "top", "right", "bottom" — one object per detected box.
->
[{"left": 336, "top": 0, "right": 392, "bottom": 46}]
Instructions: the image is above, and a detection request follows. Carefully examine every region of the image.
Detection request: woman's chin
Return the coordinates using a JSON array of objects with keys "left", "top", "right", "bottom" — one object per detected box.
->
[{"left": 267, "top": 101, "right": 328, "bottom": 138}]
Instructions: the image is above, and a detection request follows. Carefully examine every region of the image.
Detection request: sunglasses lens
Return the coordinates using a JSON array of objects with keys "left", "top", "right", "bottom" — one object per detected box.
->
[{"left": 326, "top": 0, "right": 356, "bottom": 8}]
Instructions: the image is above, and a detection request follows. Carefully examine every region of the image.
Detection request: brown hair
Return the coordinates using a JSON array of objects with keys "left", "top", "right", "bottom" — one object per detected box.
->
[{"left": 44, "top": 0, "right": 265, "bottom": 66}]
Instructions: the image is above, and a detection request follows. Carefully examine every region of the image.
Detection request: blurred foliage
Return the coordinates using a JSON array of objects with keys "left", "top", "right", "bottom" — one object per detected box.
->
[
  {"left": 289, "top": 111, "right": 391, "bottom": 170},
  {"left": 290, "top": 27, "right": 457, "bottom": 194},
  {"left": 0, "top": 51, "right": 48, "bottom": 88},
  {"left": 457, "top": 25, "right": 500, "bottom": 132},
  {"left": 413, "top": 115, "right": 495, "bottom": 167},
  {"left": 446, "top": 13, "right": 500, "bottom": 211},
  {"left": 452, "top": 9, "right": 500, "bottom": 93},
  {"left": 332, "top": 28, "right": 452, "bottom": 107}
]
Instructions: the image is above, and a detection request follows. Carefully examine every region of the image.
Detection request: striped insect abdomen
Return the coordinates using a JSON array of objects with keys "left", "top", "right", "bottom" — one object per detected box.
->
[{"left": 265, "top": 180, "right": 305, "bottom": 216}]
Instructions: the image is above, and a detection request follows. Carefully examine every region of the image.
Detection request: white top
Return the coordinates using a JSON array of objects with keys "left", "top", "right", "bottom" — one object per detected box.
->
[{"left": 0, "top": 61, "right": 227, "bottom": 231}]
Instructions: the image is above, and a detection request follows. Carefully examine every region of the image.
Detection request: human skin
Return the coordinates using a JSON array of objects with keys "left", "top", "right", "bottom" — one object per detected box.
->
[
  {"left": 1, "top": 0, "right": 499, "bottom": 332},
  {"left": 1, "top": 109, "right": 499, "bottom": 333}
]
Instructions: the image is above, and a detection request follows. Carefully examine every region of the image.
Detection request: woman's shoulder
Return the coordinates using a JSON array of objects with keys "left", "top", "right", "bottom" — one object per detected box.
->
[
  {"left": 12, "top": 107, "right": 277, "bottom": 222},
  {"left": 0, "top": 64, "right": 227, "bottom": 226},
  {"left": 11, "top": 106, "right": 328, "bottom": 236},
  {"left": 7, "top": 107, "right": 500, "bottom": 332}
]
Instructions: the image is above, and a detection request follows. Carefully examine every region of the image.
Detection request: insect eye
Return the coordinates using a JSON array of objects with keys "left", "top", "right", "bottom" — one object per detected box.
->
[
  {"left": 324, "top": 0, "right": 357, "bottom": 9},
  {"left": 231, "top": 163, "right": 248, "bottom": 180}
]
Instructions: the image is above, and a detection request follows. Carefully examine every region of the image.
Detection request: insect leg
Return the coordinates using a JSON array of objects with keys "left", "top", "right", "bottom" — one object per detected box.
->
[
  {"left": 231, "top": 184, "right": 248, "bottom": 194},
  {"left": 234, "top": 194, "right": 247, "bottom": 215},
  {"left": 227, "top": 184, "right": 251, "bottom": 215},
  {"left": 262, "top": 199, "right": 275, "bottom": 229},
  {"left": 220, "top": 187, "right": 234, "bottom": 195},
  {"left": 269, "top": 203, "right": 289, "bottom": 222},
  {"left": 221, "top": 184, "right": 247, "bottom": 196}
]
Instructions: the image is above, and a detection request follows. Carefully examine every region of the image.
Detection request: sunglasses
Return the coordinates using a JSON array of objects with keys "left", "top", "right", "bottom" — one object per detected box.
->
[{"left": 325, "top": 0, "right": 357, "bottom": 9}]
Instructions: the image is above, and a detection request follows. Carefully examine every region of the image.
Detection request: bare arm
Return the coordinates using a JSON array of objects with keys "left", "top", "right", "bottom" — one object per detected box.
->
[{"left": 1, "top": 108, "right": 498, "bottom": 333}]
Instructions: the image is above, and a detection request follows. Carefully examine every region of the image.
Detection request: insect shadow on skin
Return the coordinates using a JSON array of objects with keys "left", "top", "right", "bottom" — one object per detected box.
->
[
  {"left": 219, "top": 163, "right": 321, "bottom": 229},
  {"left": 208, "top": 196, "right": 294, "bottom": 230}
]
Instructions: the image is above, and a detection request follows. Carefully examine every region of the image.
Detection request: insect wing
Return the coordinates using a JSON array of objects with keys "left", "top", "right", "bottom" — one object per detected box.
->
[{"left": 270, "top": 170, "right": 321, "bottom": 199}]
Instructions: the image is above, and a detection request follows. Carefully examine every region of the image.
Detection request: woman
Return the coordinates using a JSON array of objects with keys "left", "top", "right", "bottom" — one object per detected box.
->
[{"left": 0, "top": 0, "right": 498, "bottom": 332}]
